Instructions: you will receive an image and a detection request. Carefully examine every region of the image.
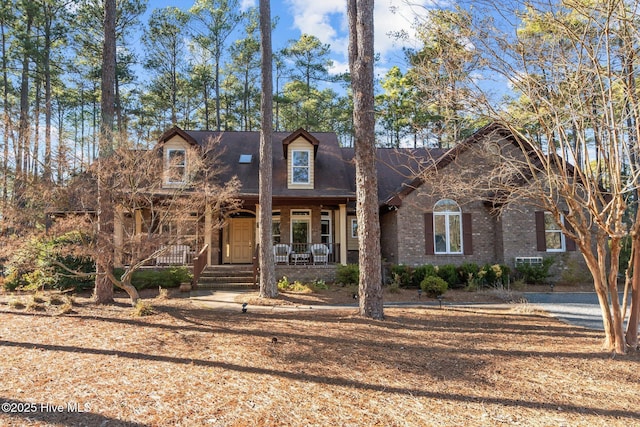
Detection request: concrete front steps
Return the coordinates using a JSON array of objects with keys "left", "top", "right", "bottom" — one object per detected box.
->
[{"left": 196, "top": 265, "right": 257, "bottom": 289}]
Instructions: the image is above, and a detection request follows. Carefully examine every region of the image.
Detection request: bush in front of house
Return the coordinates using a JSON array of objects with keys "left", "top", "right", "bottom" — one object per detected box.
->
[
  {"left": 420, "top": 275, "right": 448, "bottom": 298},
  {"left": 113, "top": 267, "right": 192, "bottom": 290},
  {"left": 436, "top": 264, "right": 462, "bottom": 288},
  {"left": 411, "top": 264, "right": 438, "bottom": 288},
  {"left": 3, "top": 232, "right": 94, "bottom": 291},
  {"left": 390, "top": 264, "right": 412, "bottom": 288},
  {"left": 515, "top": 258, "right": 554, "bottom": 284},
  {"left": 336, "top": 263, "right": 359, "bottom": 286},
  {"left": 458, "top": 262, "right": 480, "bottom": 286}
]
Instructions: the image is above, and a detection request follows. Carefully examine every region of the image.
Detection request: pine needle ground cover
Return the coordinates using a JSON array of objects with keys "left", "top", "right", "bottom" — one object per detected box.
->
[{"left": 0, "top": 290, "right": 638, "bottom": 426}]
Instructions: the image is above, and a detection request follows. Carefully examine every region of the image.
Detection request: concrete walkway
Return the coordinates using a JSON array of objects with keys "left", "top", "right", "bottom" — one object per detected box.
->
[{"left": 189, "top": 289, "right": 629, "bottom": 331}]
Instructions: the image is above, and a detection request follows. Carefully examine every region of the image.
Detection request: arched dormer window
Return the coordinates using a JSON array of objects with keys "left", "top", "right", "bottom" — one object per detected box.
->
[{"left": 433, "top": 199, "right": 463, "bottom": 254}]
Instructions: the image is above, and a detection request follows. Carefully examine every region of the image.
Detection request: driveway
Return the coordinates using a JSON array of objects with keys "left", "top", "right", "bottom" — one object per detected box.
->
[{"left": 523, "top": 292, "right": 629, "bottom": 331}]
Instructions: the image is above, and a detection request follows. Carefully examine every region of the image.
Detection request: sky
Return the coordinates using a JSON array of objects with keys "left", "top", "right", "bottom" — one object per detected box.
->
[{"left": 144, "top": 0, "right": 435, "bottom": 79}]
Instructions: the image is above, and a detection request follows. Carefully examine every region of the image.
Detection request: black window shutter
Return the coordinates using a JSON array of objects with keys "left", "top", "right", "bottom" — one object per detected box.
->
[
  {"left": 535, "top": 211, "right": 546, "bottom": 251},
  {"left": 463, "top": 213, "right": 473, "bottom": 255},
  {"left": 424, "top": 213, "right": 434, "bottom": 255},
  {"left": 563, "top": 212, "right": 577, "bottom": 251}
]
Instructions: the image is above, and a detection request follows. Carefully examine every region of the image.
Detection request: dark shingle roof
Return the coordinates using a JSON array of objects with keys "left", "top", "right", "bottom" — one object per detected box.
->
[
  {"left": 182, "top": 130, "right": 356, "bottom": 200},
  {"left": 341, "top": 147, "right": 446, "bottom": 205}
]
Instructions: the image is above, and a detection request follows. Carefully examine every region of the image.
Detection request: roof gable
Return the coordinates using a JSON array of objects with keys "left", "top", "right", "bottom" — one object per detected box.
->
[
  {"left": 379, "top": 122, "right": 526, "bottom": 208},
  {"left": 282, "top": 128, "right": 320, "bottom": 159},
  {"left": 158, "top": 126, "right": 199, "bottom": 146}
]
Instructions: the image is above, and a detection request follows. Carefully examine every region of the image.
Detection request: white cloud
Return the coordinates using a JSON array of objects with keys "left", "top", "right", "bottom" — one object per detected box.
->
[
  {"left": 283, "top": 0, "right": 435, "bottom": 69},
  {"left": 240, "top": 0, "right": 257, "bottom": 11},
  {"left": 283, "top": 0, "right": 347, "bottom": 50}
]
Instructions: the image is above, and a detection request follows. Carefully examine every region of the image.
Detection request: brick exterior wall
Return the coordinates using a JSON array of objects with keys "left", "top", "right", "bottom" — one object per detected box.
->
[
  {"left": 388, "top": 135, "right": 587, "bottom": 282},
  {"left": 380, "top": 210, "right": 398, "bottom": 264},
  {"left": 274, "top": 265, "right": 337, "bottom": 283}
]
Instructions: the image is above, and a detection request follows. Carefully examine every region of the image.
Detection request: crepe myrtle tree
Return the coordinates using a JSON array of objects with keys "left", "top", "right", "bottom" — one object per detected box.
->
[
  {"left": 56, "top": 136, "right": 241, "bottom": 306},
  {"left": 445, "top": 0, "right": 640, "bottom": 353}
]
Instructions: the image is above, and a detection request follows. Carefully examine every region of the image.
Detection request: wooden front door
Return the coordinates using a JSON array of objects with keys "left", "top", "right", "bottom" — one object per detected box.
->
[{"left": 230, "top": 218, "right": 254, "bottom": 263}]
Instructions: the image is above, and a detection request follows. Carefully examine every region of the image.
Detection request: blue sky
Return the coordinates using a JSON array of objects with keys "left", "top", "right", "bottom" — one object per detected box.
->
[{"left": 145, "top": 0, "right": 435, "bottom": 79}]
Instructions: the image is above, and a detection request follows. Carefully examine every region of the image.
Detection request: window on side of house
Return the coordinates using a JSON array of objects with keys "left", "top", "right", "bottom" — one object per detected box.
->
[
  {"left": 351, "top": 218, "right": 358, "bottom": 238},
  {"left": 166, "top": 149, "right": 186, "bottom": 184},
  {"left": 544, "top": 212, "right": 565, "bottom": 252},
  {"left": 291, "top": 150, "right": 310, "bottom": 184},
  {"left": 433, "top": 199, "right": 463, "bottom": 254}
]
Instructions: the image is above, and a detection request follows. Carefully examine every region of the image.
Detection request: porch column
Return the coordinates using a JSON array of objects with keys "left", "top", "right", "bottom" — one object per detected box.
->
[
  {"left": 338, "top": 203, "right": 347, "bottom": 265},
  {"left": 113, "top": 206, "right": 124, "bottom": 268},
  {"left": 205, "top": 204, "right": 212, "bottom": 265}
]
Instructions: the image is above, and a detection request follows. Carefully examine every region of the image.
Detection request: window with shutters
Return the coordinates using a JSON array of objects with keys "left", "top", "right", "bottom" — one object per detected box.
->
[{"left": 538, "top": 211, "right": 566, "bottom": 252}]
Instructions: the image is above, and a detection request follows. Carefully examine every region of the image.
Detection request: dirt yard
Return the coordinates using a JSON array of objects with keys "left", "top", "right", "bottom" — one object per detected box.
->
[{"left": 0, "top": 287, "right": 638, "bottom": 426}]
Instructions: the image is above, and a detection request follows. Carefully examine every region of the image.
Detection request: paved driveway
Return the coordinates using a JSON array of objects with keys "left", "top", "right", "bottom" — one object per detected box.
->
[{"left": 523, "top": 292, "right": 629, "bottom": 331}]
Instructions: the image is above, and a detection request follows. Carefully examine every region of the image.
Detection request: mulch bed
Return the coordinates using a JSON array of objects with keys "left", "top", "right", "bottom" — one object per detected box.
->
[{"left": 0, "top": 288, "right": 638, "bottom": 426}]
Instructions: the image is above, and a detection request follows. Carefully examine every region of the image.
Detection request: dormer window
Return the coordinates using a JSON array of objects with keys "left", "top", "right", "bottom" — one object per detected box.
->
[
  {"left": 291, "top": 150, "right": 310, "bottom": 184},
  {"left": 167, "top": 149, "right": 186, "bottom": 184},
  {"left": 283, "top": 129, "right": 318, "bottom": 189}
]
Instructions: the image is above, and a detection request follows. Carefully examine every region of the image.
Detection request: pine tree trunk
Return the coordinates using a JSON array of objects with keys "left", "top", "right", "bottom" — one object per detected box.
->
[
  {"left": 258, "top": 0, "right": 276, "bottom": 298},
  {"left": 347, "top": 0, "right": 384, "bottom": 319},
  {"left": 94, "top": 0, "right": 117, "bottom": 304}
]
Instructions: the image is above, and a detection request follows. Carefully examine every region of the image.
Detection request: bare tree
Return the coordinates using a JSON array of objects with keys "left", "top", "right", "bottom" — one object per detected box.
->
[
  {"left": 56, "top": 136, "right": 241, "bottom": 306},
  {"left": 461, "top": 0, "right": 640, "bottom": 353},
  {"left": 347, "top": 0, "right": 383, "bottom": 319},
  {"left": 258, "top": 0, "right": 276, "bottom": 298}
]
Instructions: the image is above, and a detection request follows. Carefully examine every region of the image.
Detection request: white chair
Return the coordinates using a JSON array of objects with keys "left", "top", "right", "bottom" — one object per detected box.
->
[
  {"left": 273, "top": 244, "right": 291, "bottom": 264},
  {"left": 310, "top": 244, "right": 329, "bottom": 265},
  {"left": 155, "top": 245, "right": 189, "bottom": 265}
]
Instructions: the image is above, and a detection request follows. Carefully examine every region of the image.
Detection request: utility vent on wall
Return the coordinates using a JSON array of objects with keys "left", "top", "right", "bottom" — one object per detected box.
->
[{"left": 515, "top": 257, "right": 543, "bottom": 266}]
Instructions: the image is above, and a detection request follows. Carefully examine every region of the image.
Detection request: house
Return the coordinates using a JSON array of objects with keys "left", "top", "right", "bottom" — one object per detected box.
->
[{"left": 113, "top": 123, "right": 585, "bottom": 281}]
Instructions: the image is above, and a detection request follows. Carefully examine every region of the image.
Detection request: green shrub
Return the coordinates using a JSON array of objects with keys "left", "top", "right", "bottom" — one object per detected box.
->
[
  {"left": 458, "top": 262, "right": 480, "bottom": 285},
  {"left": 113, "top": 267, "right": 191, "bottom": 290},
  {"left": 515, "top": 258, "right": 554, "bottom": 284},
  {"left": 311, "top": 279, "right": 329, "bottom": 291},
  {"left": 390, "top": 264, "right": 412, "bottom": 288},
  {"left": 277, "top": 276, "right": 290, "bottom": 290},
  {"left": 412, "top": 264, "right": 437, "bottom": 287},
  {"left": 481, "top": 263, "right": 498, "bottom": 287},
  {"left": 420, "top": 275, "right": 448, "bottom": 298},
  {"left": 277, "top": 276, "right": 312, "bottom": 293},
  {"left": 437, "top": 264, "right": 461, "bottom": 288},
  {"left": 336, "top": 264, "right": 359, "bottom": 286},
  {"left": 2, "top": 232, "right": 95, "bottom": 292}
]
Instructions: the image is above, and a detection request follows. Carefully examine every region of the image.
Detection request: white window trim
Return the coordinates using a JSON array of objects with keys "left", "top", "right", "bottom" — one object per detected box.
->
[
  {"left": 290, "top": 209, "right": 311, "bottom": 244},
  {"left": 545, "top": 212, "right": 566, "bottom": 252},
  {"left": 321, "top": 210, "right": 332, "bottom": 243},
  {"left": 433, "top": 199, "right": 463, "bottom": 255},
  {"left": 166, "top": 148, "right": 187, "bottom": 184},
  {"left": 291, "top": 149, "right": 311, "bottom": 184},
  {"left": 351, "top": 218, "right": 358, "bottom": 239}
]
